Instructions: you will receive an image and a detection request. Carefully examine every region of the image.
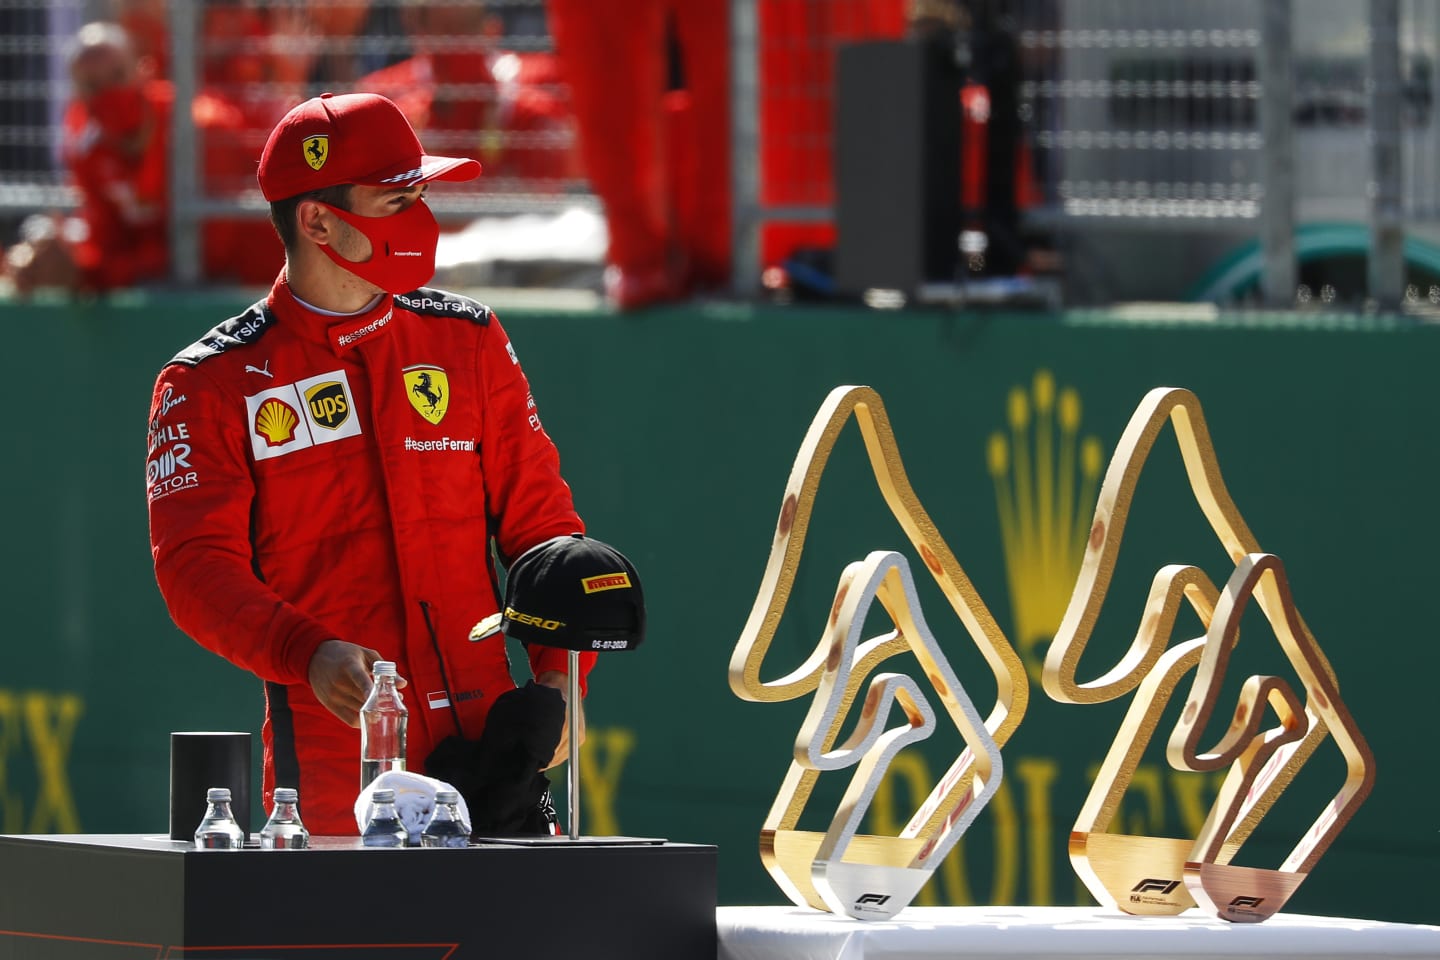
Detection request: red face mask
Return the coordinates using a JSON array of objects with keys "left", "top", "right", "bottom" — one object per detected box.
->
[
  {"left": 89, "top": 83, "right": 146, "bottom": 139},
  {"left": 318, "top": 199, "right": 439, "bottom": 294}
]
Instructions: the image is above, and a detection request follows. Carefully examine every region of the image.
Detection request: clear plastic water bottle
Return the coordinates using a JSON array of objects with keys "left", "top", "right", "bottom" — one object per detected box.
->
[
  {"left": 194, "top": 787, "right": 246, "bottom": 850},
  {"left": 361, "top": 788, "right": 409, "bottom": 847},
  {"left": 360, "top": 661, "right": 407, "bottom": 790},
  {"left": 420, "top": 789, "right": 470, "bottom": 848},
  {"left": 259, "top": 787, "right": 310, "bottom": 849}
]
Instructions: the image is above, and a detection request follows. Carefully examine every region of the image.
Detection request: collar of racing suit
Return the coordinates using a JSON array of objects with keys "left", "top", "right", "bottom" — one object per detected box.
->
[{"left": 267, "top": 272, "right": 399, "bottom": 355}]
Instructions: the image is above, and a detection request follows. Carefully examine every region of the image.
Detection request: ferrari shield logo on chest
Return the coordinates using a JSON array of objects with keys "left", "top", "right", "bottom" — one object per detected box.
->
[
  {"left": 304, "top": 135, "right": 328, "bottom": 171},
  {"left": 404, "top": 365, "right": 449, "bottom": 425}
]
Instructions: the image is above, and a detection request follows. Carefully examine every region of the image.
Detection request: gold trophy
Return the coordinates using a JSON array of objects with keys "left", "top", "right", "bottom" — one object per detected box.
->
[
  {"left": 1043, "top": 387, "right": 1374, "bottom": 922},
  {"left": 730, "top": 386, "right": 1029, "bottom": 920}
]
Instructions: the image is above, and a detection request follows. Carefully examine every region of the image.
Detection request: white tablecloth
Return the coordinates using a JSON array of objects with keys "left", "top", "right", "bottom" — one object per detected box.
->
[{"left": 716, "top": 905, "right": 1440, "bottom": 960}]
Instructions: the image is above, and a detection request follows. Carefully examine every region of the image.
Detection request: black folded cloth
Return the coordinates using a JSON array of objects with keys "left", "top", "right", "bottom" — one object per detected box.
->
[{"left": 425, "top": 680, "right": 566, "bottom": 836}]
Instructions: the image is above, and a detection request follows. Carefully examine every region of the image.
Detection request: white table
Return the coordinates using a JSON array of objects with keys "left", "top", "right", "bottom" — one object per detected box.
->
[{"left": 717, "top": 905, "right": 1440, "bottom": 960}]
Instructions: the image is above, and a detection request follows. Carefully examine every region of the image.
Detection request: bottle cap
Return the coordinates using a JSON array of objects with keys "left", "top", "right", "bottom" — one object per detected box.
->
[
  {"left": 435, "top": 789, "right": 459, "bottom": 803},
  {"left": 372, "top": 788, "right": 396, "bottom": 802},
  {"left": 373, "top": 661, "right": 398, "bottom": 677},
  {"left": 273, "top": 787, "right": 298, "bottom": 803},
  {"left": 206, "top": 787, "right": 232, "bottom": 802}
]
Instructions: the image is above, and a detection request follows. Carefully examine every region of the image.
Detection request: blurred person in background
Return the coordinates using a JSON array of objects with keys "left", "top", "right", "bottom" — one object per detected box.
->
[
  {"left": 2, "top": 19, "right": 285, "bottom": 297},
  {"left": 945, "top": 0, "right": 1036, "bottom": 277},
  {"left": 756, "top": 0, "right": 1041, "bottom": 296},
  {"left": 302, "top": 0, "right": 402, "bottom": 89},
  {"left": 6, "top": 21, "right": 170, "bottom": 294},
  {"left": 545, "top": 0, "right": 912, "bottom": 308},
  {"left": 193, "top": 2, "right": 310, "bottom": 286},
  {"left": 547, "top": 0, "right": 730, "bottom": 309},
  {"left": 357, "top": 1, "right": 581, "bottom": 187},
  {"left": 112, "top": 0, "right": 168, "bottom": 80}
]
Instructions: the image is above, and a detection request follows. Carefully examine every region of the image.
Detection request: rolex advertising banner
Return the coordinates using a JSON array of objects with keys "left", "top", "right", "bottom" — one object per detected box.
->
[{"left": 0, "top": 299, "right": 1434, "bottom": 927}]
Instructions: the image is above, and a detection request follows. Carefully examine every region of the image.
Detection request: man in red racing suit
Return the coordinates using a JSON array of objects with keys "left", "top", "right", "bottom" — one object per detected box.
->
[{"left": 146, "top": 92, "right": 593, "bottom": 834}]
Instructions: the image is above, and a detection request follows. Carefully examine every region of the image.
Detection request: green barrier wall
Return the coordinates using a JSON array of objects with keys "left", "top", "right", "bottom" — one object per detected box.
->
[{"left": 1, "top": 295, "right": 1435, "bottom": 926}]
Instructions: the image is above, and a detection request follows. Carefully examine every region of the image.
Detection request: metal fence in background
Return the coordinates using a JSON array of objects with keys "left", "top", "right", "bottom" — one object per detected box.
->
[
  {"left": 729, "top": 0, "right": 1282, "bottom": 300},
  {"left": 168, "top": 0, "right": 590, "bottom": 282},
  {"left": 731, "top": 0, "right": 1433, "bottom": 306},
  {"left": 1401, "top": 0, "right": 1440, "bottom": 221},
  {"left": 0, "top": 0, "right": 88, "bottom": 209},
  {"left": 0, "top": 0, "right": 593, "bottom": 284},
  {"left": 1, "top": 0, "right": 1437, "bottom": 302},
  {"left": 169, "top": 0, "right": 581, "bottom": 200},
  {"left": 1016, "top": 0, "right": 1264, "bottom": 222}
]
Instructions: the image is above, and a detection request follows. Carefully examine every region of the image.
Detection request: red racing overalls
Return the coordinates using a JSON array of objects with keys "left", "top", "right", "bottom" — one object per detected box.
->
[{"left": 147, "top": 276, "right": 592, "bottom": 833}]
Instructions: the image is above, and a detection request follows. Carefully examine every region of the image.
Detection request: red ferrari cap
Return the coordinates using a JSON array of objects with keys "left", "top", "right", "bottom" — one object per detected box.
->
[{"left": 257, "top": 92, "right": 481, "bottom": 202}]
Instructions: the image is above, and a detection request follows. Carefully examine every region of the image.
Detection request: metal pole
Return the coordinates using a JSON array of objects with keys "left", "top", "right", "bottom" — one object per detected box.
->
[
  {"left": 1259, "top": 0, "right": 1295, "bottom": 307},
  {"left": 730, "top": 0, "right": 761, "bottom": 298},
  {"left": 567, "top": 649, "right": 580, "bottom": 840},
  {"left": 1369, "top": 0, "right": 1405, "bottom": 309},
  {"left": 167, "top": 0, "right": 201, "bottom": 286}
]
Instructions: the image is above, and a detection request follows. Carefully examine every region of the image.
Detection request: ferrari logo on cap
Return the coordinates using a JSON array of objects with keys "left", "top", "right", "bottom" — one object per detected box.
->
[
  {"left": 304, "top": 135, "right": 329, "bottom": 171},
  {"left": 404, "top": 365, "right": 449, "bottom": 425}
]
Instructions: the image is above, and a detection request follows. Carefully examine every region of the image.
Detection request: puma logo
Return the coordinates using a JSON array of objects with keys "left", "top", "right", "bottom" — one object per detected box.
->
[{"left": 245, "top": 360, "right": 273, "bottom": 378}]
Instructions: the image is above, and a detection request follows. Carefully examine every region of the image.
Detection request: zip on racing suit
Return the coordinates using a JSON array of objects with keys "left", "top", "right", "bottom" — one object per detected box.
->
[{"left": 146, "top": 275, "right": 594, "bottom": 834}]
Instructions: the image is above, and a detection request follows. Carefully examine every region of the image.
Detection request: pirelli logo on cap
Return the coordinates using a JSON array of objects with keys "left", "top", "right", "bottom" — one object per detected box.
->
[
  {"left": 504, "top": 606, "right": 565, "bottom": 631},
  {"left": 582, "top": 572, "right": 632, "bottom": 594}
]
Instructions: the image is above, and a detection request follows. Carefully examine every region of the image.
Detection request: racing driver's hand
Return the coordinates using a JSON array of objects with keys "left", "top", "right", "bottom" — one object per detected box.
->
[{"left": 308, "top": 639, "right": 406, "bottom": 727}]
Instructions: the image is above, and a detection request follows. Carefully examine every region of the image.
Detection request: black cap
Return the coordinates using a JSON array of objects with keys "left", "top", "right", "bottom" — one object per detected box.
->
[{"left": 501, "top": 534, "right": 645, "bottom": 652}]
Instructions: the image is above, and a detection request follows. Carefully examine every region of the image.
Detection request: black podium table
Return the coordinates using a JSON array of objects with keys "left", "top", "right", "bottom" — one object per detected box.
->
[{"left": 0, "top": 834, "right": 716, "bottom": 959}]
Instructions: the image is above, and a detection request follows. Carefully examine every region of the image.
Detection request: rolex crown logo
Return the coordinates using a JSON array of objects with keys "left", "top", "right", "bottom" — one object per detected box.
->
[{"left": 988, "top": 370, "right": 1104, "bottom": 680}]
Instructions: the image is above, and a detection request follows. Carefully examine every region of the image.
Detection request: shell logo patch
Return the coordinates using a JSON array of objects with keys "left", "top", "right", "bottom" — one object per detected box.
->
[
  {"left": 304, "top": 135, "right": 328, "bottom": 171},
  {"left": 254, "top": 398, "right": 300, "bottom": 447},
  {"left": 404, "top": 365, "right": 449, "bottom": 425},
  {"left": 245, "top": 369, "right": 363, "bottom": 461}
]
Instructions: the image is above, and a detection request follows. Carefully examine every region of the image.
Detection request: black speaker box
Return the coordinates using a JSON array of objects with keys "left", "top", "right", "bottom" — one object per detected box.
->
[{"left": 835, "top": 39, "right": 962, "bottom": 296}]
